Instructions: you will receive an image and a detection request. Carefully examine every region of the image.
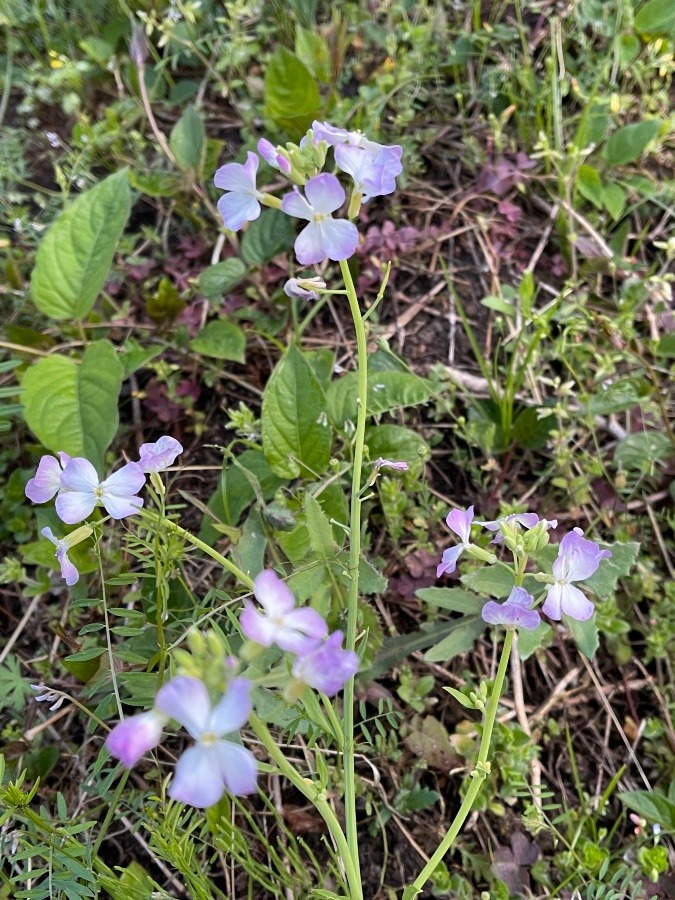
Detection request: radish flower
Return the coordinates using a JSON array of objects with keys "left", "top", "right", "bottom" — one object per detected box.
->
[
  {"left": 55, "top": 458, "right": 145, "bottom": 524},
  {"left": 542, "top": 528, "right": 611, "bottom": 621},
  {"left": 240, "top": 569, "right": 327, "bottom": 654}
]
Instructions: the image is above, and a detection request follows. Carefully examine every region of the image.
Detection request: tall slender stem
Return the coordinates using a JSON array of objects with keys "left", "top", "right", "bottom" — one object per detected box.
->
[
  {"left": 404, "top": 629, "right": 515, "bottom": 899},
  {"left": 249, "top": 714, "right": 361, "bottom": 900},
  {"left": 339, "top": 258, "right": 368, "bottom": 898}
]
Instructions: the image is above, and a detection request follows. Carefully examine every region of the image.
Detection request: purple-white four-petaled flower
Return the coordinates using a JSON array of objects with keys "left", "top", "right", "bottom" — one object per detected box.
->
[
  {"left": 291, "top": 630, "right": 359, "bottom": 697},
  {"left": 155, "top": 676, "right": 257, "bottom": 807},
  {"left": 54, "top": 458, "right": 145, "bottom": 524},
  {"left": 334, "top": 144, "right": 399, "bottom": 202},
  {"left": 281, "top": 174, "right": 359, "bottom": 265},
  {"left": 138, "top": 436, "right": 183, "bottom": 473},
  {"left": 437, "top": 506, "right": 474, "bottom": 578},
  {"left": 482, "top": 587, "right": 540, "bottom": 631},
  {"left": 240, "top": 569, "right": 328, "bottom": 654},
  {"left": 214, "top": 151, "right": 265, "bottom": 232},
  {"left": 311, "top": 120, "right": 403, "bottom": 176},
  {"left": 542, "top": 527, "right": 611, "bottom": 621}
]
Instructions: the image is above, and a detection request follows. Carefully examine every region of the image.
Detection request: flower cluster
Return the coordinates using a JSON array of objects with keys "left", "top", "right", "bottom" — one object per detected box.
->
[
  {"left": 213, "top": 121, "right": 403, "bottom": 273},
  {"left": 24, "top": 436, "right": 183, "bottom": 585},
  {"left": 241, "top": 570, "right": 359, "bottom": 697},
  {"left": 436, "top": 507, "right": 611, "bottom": 629},
  {"left": 105, "top": 570, "right": 358, "bottom": 808}
]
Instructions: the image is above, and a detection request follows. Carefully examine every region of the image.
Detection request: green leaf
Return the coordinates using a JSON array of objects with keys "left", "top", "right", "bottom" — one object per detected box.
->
[
  {"left": 118, "top": 339, "right": 162, "bottom": 377},
  {"left": 262, "top": 345, "right": 333, "bottom": 479},
  {"left": 416, "top": 587, "right": 484, "bottom": 614},
  {"left": 619, "top": 789, "right": 675, "bottom": 830},
  {"left": 634, "top": 0, "right": 675, "bottom": 36},
  {"left": 461, "top": 565, "right": 515, "bottom": 598},
  {"left": 602, "top": 182, "right": 626, "bottom": 220},
  {"left": 584, "top": 376, "right": 651, "bottom": 416},
  {"left": 21, "top": 340, "right": 123, "bottom": 473},
  {"left": 603, "top": 119, "right": 662, "bottom": 167},
  {"left": 616, "top": 33, "right": 641, "bottom": 69},
  {"left": 584, "top": 541, "right": 639, "bottom": 600},
  {"left": 189, "top": 320, "right": 246, "bottom": 362},
  {"left": 295, "top": 26, "right": 331, "bottom": 82},
  {"left": 357, "top": 557, "right": 387, "bottom": 594},
  {"left": 232, "top": 508, "right": 266, "bottom": 581},
  {"left": 424, "top": 616, "right": 485, "bottom": 663},
  {"left": 511, "top": 405, "right": 554, "bottom": 451},
  {"left": 444, "top": 686, "right": 479, "bottom": 709},
  {"left": 327, "top": 370, "right": 431, "bottom": 429},
  {"left": 263, "top": 47, "right": 321, "bottom": 138},
  {"left": 241, "top": 209, "right": 295, "bottom": 265},
  {"left": 198, "top": 259, "right": 247, "bottom": 300},
  {"left": 368, "top": 619, "right": 475, "bottom": 678},
  {"left": 30, "top": 170, "right": 131, "bottom": 320},
  {"left": 577, "top": 164, "right": 604, "bottom": 209},
  {"left": 129, "top": 170, "right": 183, "bottom": 198},
  {"left": 517, "top": 621, "right": 554, "bottom": 660},
  {"left": 654, "top": 334, "right": 675, "bottom": 357},
  {"left": 304, "top": 492, "right": 337, "bottom": 559},
  {"left": 614, "top": 432, "right": 673, "bottom": 471},
  {"left": 305, "top": 348, "right": 335, "bottom": 390},
  {"left": 566, "top": 613, "right": 599, "bottom": 659},
  {"left": 366, "top": 423, "right": 430, "bottom": 471},
  {"left": 169, "top": 104, "right": 205, "bottom": 173}
]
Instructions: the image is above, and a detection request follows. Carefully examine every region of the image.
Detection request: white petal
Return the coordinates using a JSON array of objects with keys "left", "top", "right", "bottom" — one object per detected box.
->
[
  {"left": 208, "top": 678, "right": 252, "bottom": 736},
  {"left": 213, "top": 740, "right": 258, "bottom": 795},
  {"left": 169, "top": 744, "right": 225, "bottom": 808},
  {"left": 155, "top": 676, "right": 211, "bottom": 739}
]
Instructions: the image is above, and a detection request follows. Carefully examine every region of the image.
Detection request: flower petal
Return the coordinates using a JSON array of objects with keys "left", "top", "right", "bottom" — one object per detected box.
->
[
  {"left": 560, "top": 583, "right": 595, "bottom": 621},
  {"left": 25, "top": 455, "right": 63, "bottom": 503},
  {"left": 208, "top": 678, "right": 252, "bottom": 736},
  {"left": 254, "top": 569, "right": 296, "bottom": 616},
  {"left": 169, "top": 744, "right": 225, "bottom": 808},
  {"left": 106, "top": 711, "right": 165, "bottom": 768},
  {"left": 294, "top": 222, "right": 328, "bottom": 265},
  {"left": 56, "top": 546, "right": 79, "bottom": 586},
  {"left": 138, "top": 436, "right": 183, "bottom": 473},
  {"left": 541, "top": 583, "right": 563, "bottom": 620},
  {"left": 317, "top": 218, "right": 359, "bottom": 262},
  {"left": 240, "top": 601, "right": 278, "bottom": 646},
  {"left": 155, "top": 675, "right": 210, "bottom": 739},
  {"left": 304, "top": 173, "right": 345, "bottom": 214},
  {"left": 213, "top": 740, "right": 258, "bottom": 795},
  {"left": 55, "top": 491, "right": 97, "bottom": 525},
  {"left": 553, "top": 528, "right": 611, "bottom": 583},
  {"left": 311, "top": 121, "right": 352, "bottom": 146},
  {"left": 213, "top": 152, "right": 258, "bottom": 192},
  {"left": 59, "top": 457, "right": 99, "bottom": 493},
  {"left": 101, "top": 462, "right": 145, "bottom": 496},
  {"left": 101, "top": 493, "right": 144, "bottom": 520},
  {"left": 436, "top": 545, "right": 463, "bottom": 578},
  {"left": 446, "top": 506, "right": 474, "bottom": 543},
  {"left": 217, "top": 192, "right": 261, "bottom": 232},
  {"left": 281, "top": 188, "right": 314, "bottom": 221},
  {"left": 41, "top": 526, "right": 59, "bottom": 548},
  {"left": 275, "top": 608, "right": 327, "bottom": 654}
]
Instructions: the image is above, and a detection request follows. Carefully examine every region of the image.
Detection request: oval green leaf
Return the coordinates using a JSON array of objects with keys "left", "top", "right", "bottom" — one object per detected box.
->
[
  {"left": 30, "top": 170, "right": 131, "bottom": 321},
  {"left": 189, "top": 320, "right": 246, "bottom": 362}
]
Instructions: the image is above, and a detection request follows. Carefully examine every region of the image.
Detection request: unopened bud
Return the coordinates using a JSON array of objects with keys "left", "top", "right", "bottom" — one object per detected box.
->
[{"left": 129, "top": 24, "right": 148, "bottom": 67}]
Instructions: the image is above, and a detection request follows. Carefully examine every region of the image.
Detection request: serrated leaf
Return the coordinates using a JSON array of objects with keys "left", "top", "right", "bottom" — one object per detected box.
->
[
  {"left": 424, "top": 616, "right": 485, "bottom": 663},
  {"left": 169, "top": 104, "right": 205, "bottom": 173},
  {"left": 634, "top": 0, "right": 675, "bottom": 36},
  {"left": 566, "top": 613, "right": 599, "bottom": 659},
  {"left": 583, "top": 541, "right": 639, "bottom": 600},
  {"left": 30, "top": 170, "right": 131, "bottom": 320},
  {"left": 189, "top": 319, "right": 246, "bottom": 362},
  {"left": 416, "top": 587, "right": 484, "bottom": 614},
  {"left": 603, "top": 119, "right": 662, "bottom": 167},
  {"left": 461, "top": 566, "right": 515, "bottom": 598},
  {"left": 241, "top": 208, "right": 295, "bottom": 265},
  {"left": 619, "top": 789, "right": 675, "bottom": 830},
  {"left": 262, "top": 346, "right": 332, "bottom": 479},
  {"left": 21, "top": 340, "right": 123, "bottom": 473},
  {"left": 263, "top": 47, "right": 321, "bottom": 137},
  {"left": 327, "top": 370, "right": 431, "bottom": 429},
  {"left": 198, "top": 259, "right": 247, "bottom": 299}
]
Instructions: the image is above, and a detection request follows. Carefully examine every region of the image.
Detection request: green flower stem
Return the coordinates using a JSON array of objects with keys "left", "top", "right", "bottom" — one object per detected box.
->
[
  {"left": 339, "top": 258, "right": 368, "bottom": 896},
  {"left": 157, "top": 516, "right": 254, "bottom": 590},
  {"left": 404, "top": 628, "right": 515, "bottom": 899},
  {"left": 249, "top": 714, "right": 362, "bottom": 900}
]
